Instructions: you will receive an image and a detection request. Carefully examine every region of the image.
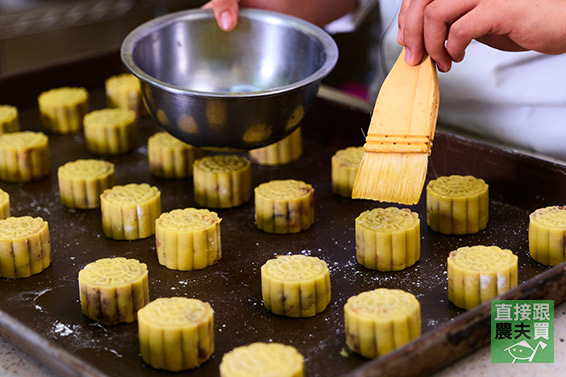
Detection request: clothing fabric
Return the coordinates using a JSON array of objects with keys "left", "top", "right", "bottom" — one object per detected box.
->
[{"left": 327, "top": 0, "right": 566, "bottom": 160}]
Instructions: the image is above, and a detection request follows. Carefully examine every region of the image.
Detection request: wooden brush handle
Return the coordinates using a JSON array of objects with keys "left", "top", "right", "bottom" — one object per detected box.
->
[
  {"left": 365, "top": 48, "right": 439, "bottom": 154},
  {"left": 364, "top": 134, "right": 432, "bottom": 153}
]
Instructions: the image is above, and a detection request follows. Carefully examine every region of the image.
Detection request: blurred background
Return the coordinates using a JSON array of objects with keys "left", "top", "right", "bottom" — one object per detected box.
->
[{"left": 0, "top": 0, "right": 382, "bottom": 102}]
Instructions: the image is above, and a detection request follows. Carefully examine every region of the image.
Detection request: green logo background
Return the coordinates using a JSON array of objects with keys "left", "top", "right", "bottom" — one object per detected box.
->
[{"left": 491, "top": 300, "right": 554, "bottom": 363}]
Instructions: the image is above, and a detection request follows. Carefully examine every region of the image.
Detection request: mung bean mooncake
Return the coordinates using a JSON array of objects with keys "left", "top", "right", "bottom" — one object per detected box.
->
[
  {"left": 38, "top": 87, "right": 89, "bottom": 134},
  {"left": 148, "top": 132, "right": 204, "bottom": 179},
  {"left": 138, "top": 297, "right": 214, "bottom": 371},
  {"left": 447, "top": 245, "right": 518, "bottom": 310},
  {"left": 0, "top": 188, "right": 9, "bottom": 219},
  {"left": 58, "top": 159, "right": 115, "bottom": 209},
  {"left": 193, "top": 155, "right": 251, "bottom": 208},
  {"left": 344, "top": 288, "right": 421, "bottom": 358},
  {"left": 255, "top": 179, "right": 314, "bottom": 234},
  {"left": 84, "top": 108, "right": 136, "bottom": 156},
  {"left": 0, "top": 216, "right": 50, "bottom": 278},
  {"left": 249, "top": 127, "right": 303, "bottom": 166},
  {"left": 155, "top": 208, "right": 222, "bottom": 271},
  {"left": 0, "top": 105, "right": 19, "bottom": 134},
  {"left": 427, "top": 175, "right": 489, "bottom": 235},
  {"left": 529, "top": 205, "right": 566, "bottom": 266},
  {"left": 331, "top": 146, "right": 363, "bottom": 197},
  {"left": 355, "top": 207, "right": 420, "bottom": 271},
  {"left": 0, "top": 131, "right": 49, "bottom": 183},
  {"left": 78, "top": 257, "right": 149, "bottom": 325},
  {"left": 220, "top": 342, "right": 304, "bottom": 377},
  {"left": 261, "top": 254, "right": 330, "bottom": 318},
  {"left": 100, "top": 183, "right": 161, "bottom": 240},
  {"left": 105, "top": 73, "right": 144, "bottom": 117}
]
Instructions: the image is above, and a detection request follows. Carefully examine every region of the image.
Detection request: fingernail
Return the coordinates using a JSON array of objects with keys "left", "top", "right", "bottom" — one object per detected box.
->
[
  {"left": 436, "top": 62, "right": 448, "bottom": 72},
  {"left": 397, "top": 28, "right": 403, "bottom": 44},
  {"left": 404, "top": 48, "right": 412, "bottom": 64},
  {"left": 220, "top": 12, "right": 232, "bottom": 30}
]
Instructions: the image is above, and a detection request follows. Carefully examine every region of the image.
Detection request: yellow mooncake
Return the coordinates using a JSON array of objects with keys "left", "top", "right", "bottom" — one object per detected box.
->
[
  {"left": 138, "top": 297, "right": 214, "bottom": 371},
  {"left": 220, "top": 342, "right": 304, "bottom": 377},
  {"left": 58, "top": 159, "right": 115, "bottom": 209},
  {"left": 0, "top": 105, "right": 19, "bottom": 134},
  {"left": 254, "top": 179, "right": 315, "bottom": 234},
  {"left": 344, "top": 288, "right": 421, "bottom": 358},
  {"left": 529, "top": 205, "right": 566, "bottom": 266},
  {"left": 38, "top": 87, "right": 89, "bottom": 134},
  {"left": 447, "top": 245, "right": 518, "bottom": 310},
  {"left": 0, "top": 216, "right": 50, "bottom": 278},
  {"left": 78, "top": 257, "right": 149, "bottom": 325},
  {"left": 0, "top": 131, "right": 49, "bottom": 183},
  {"left": 261, "top": 254, "right": 331, "bottom": 318},
  {"left": 155, "top": 208, "right": 222, "bottom": 270},
  {"left": 100, "top": 183, "right": 161, "bottom": 240}
]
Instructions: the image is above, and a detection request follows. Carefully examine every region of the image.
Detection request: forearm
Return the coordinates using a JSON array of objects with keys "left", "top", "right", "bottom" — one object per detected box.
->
[
  {"left": 267, "top": 0, "right": 359, "bottom": 27},
  {"left": 204, "top": 0, "right": 359, "bottom": 31},
  {"left": 204, "top": 0, "right": 359, "bottom": 30}
]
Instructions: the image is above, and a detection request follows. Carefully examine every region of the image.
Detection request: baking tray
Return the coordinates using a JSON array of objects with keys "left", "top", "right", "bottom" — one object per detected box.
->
[{"left": 0, "top": 51, "right": 565, "bottom": 377}]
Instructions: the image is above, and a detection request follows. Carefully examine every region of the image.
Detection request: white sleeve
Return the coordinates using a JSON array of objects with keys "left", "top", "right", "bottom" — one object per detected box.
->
[{"left": 324, "top": 0, "right": 379, "bottom": 34}]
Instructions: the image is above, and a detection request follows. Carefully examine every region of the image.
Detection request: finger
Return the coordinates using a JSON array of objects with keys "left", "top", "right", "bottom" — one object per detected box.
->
[
  {"left": 422, "top": 0, "right": 476, "bottom": 71},
  {"left": 401, "top": 0, "right": 435, "bottom": 65},
  {"left": 445, "top": 7, "right": 497, "bottom": 63},
  {"left": 397, "top": 0, "right": 412, "bottom": 45},
  {"left": 204, "top": 0, "right": 240, "bottom": 31}
]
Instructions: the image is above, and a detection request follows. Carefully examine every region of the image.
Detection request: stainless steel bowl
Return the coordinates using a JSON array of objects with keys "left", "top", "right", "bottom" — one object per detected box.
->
[{"left": 121, "top": 8, "right": 338, "bottom": 149}]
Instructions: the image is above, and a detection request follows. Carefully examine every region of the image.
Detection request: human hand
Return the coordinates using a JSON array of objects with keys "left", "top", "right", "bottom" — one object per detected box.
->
[
  {"left": 202, "top": 0, "right": 357, "bottom": 32},
  {"left": 398, "top": 0, "right": 566, "bottom": 72}
]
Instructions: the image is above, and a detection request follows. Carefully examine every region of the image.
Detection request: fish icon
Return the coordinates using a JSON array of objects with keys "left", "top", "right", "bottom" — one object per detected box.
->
[{"left": 504, "top": 340, "right": 547, "bottom": 363}]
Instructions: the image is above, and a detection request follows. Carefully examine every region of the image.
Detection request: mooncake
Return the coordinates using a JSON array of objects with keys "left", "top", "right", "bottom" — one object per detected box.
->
[
  {"left": 447, "top": 245, "right": 518, "bottom": 310},
  {"left": 38, "top": 87, "right": 89, "bottom": 134},
  {"left": 148, "top": 132, "right": 203, "bottom": 179},
  {"left": 0, "top": 105, "right": 19, "bottom": 134},
  {"left": 427, "top": 175, "right": 489, "bottom": 234},
  {"left": 220, "top": 342, "right": 304, "bottom": 377},
  {"left": 0, "top": 216, "right": 50, "bottom": 278},
  {"left": 156, "top": 208, "right": 221, "bottom": 270},
  {"left": 261, "top": 254, "right": 330, "bottom": 318},
  {"left": 255, "top": 179, "right": 314, "bottom": 234},
  {"left": 138, "top": 297, "right": 214, "bottom": 371},
  {"left": 249, "top": 127, "right": 302, "bottom": 166},
  {"left": 84, "top": 108, "right": 136, "bottom": 156},
  {"left": 355, "top": 207, "right": 420, "bottom": 271},
  {"left": 529, "top": 205, "right": 566, "bottom": 266},
  {"left": 0, "top": 131, "right": 49, "bottom": 183},
  {"left": 331, "top": 146, "right": 363, "bottom": 197},
  {"left": 105, "top": 73, "right": 144, "bottom": 117},
  {"left": 344, "top": 288, "right": 421, "bottom": 358},
  {"left": 78, "top": 257, "right": 149, "bottom": 325},
  {"left": 193, "top": 155, "right": 251, "bottom": 208},
  {"left": 58, "top": 159, "right": 115, "bottom": 209},
  {"left": 100, "top": 183, "right": 161, "bottom": 240}
]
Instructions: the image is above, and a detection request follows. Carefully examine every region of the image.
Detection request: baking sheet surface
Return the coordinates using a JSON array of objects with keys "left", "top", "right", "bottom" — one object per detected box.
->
[{"left": 1, "top": 59, "right": 565, "bottom": 377}]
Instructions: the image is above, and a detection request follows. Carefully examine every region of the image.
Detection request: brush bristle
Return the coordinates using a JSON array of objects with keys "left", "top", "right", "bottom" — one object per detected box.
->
[{"left": 352, "top": 152, "right": 428, "bottom": 205}]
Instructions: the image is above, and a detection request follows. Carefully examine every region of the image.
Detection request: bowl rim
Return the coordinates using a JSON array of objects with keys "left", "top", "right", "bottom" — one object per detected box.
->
[{"left": 120, "top": 8, "right": 338, "bottom": 98}]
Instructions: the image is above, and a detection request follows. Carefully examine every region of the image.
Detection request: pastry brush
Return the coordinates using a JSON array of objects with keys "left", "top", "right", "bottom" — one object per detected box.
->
[{"left": 352, "top": 48, "right": 439, "bottom": 204}]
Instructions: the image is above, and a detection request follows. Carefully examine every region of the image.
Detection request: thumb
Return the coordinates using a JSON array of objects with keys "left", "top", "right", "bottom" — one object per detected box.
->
[{"left": 202, "top": 0, "right": 240, "bottom": 31}]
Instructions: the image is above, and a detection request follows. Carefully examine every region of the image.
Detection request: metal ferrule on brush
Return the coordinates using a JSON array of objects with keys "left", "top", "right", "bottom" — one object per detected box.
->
[{"left": 363, "top": 134, "right": 433, "bottom": 154}]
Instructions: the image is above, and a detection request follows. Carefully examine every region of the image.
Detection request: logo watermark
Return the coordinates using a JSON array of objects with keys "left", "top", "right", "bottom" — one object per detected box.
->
[{"left": 491, "top": 300, "right": 554, "bottom": 363}]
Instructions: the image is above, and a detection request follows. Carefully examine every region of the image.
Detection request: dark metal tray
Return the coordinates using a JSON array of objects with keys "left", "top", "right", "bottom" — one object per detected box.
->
[{"left": 0, "top": 51, "right": 565, "bottom": 377}]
